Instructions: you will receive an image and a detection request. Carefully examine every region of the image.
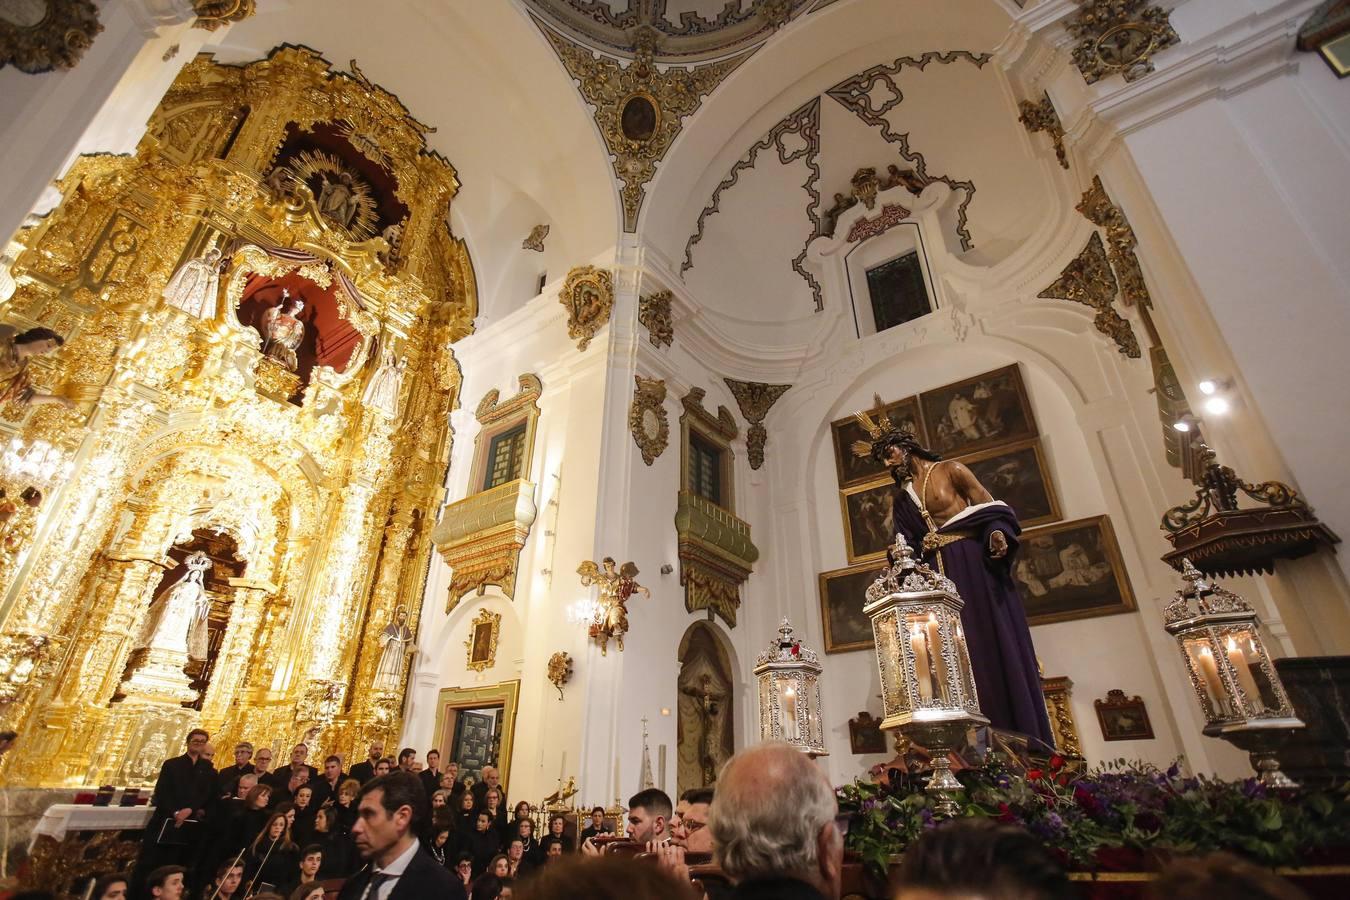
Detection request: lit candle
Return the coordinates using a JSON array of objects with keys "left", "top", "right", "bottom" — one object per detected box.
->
[
  {"left": 910, "top": 622, "right": 932, "bottom": 701},
  {"left": 613, "top": 755, "right": 620, "bottom": 801},
  {"left": 559, "top": 751, "right": 567, "bottom": 786},
  {"left": 1225, "top": 637, "right": 1263, "bottom": 712},
  {"left": 783, "top": 684, "right": 799, "bottom": 740},
  {"left": 926, "top": 614, "right": 949, "bottom": 701},
  {"left": 1195, "top": 645, "right": 1229, "bottom": 717}
]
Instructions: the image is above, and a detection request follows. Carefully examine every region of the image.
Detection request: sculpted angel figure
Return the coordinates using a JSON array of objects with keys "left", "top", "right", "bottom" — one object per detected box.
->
[
  {"left": 259, "top": 290, "right": 305, "bottom": 371},
  {"left": 362, "top": 350, "right": 405, "bottom": 418},
  {"left": 318, "top": 172, "right": 358, "bottom": 228},
  {"left": 577, "top": 556, "right": 649, "bottom": 655},
  {"left": 373, "top": 606, "right": 416, "bottom": 693},
  {"left": 135, "top": 550, "right": 213, "bottom": 662},
  {"left": 162, "top": 247, "right": 222, "bottom": 318}
]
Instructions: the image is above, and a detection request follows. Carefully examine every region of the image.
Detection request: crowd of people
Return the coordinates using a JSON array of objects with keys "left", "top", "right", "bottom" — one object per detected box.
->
[{"left": 36, "top": 730, "right": 1312, "bottom": 900}]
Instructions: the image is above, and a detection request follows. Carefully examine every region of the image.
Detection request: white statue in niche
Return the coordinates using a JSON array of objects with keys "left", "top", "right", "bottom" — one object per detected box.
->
[
  {"left": 372, "top": 606, "right": 415, "bottom": 693},
  {"left": 135, "top": 550, "right": 213, "bottom": 662},
  {"left": 162, "top": 247, "right": 222, "bottom": 318},
  {"left": 362, "top": 350, "right": 405, "bottom": 418}
]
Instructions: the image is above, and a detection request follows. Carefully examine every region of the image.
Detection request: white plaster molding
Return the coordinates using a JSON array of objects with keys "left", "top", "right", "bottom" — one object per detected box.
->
[{"left": 122, "top": 0, "right": 198, "bottom": 34}]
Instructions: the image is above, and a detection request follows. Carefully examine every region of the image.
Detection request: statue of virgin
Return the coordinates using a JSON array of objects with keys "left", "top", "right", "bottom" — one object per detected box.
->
[
  {"left": 259, "top": 290, "right": 305, "bottom": 371},
  {"left": 361, "top": 350, "right": 405, "bottom": 418},
  {"left": 162, "top": 247, "right": 223, "bottom": 318},
  {"left": 135, "top": 550, "right": 213, "bottom": 661}
]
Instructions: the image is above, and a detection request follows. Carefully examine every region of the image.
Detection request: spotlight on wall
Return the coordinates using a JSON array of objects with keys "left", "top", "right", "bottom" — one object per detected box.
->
[
  {"left": 1198, "top": 380, "right": 1219, "bottom": 396},
  {"left": 1172, "top": 420, "right": 1192, "bottom": 433},
  {"left": 1172, "top": 414, "right": 1201, "bottom": 433},
  {"left": 1204, "top": 396, "right": 1231, "bottom": 416}
]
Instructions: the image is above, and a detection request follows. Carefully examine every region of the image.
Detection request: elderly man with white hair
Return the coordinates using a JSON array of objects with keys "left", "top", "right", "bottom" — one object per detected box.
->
[{"left": 707, "top": 742, "right": 843, "bottom": 900}]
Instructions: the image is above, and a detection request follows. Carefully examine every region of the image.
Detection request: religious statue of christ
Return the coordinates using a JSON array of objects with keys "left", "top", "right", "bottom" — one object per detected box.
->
[{"left": 852, "top": 402, "right": 1054, "bottom": 748}]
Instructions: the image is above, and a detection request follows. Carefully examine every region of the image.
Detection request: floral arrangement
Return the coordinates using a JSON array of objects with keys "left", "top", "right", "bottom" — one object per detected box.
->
[{"left": 838, "top": 755, "right": 1350, "bottom": 873}]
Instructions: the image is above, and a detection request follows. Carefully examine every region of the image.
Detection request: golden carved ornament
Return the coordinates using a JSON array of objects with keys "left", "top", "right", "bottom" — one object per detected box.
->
[
  {"left": 629, "top": 375, "right": 669, "bottom": 466},
  {"left": 547, "top": 650, "right": 573, "bottom": 700},
  {"left": 1077, "top": 176, "right": 1150, "bottom": 309},
  {"left": 1038, "top": 232, "right": 1140, "bottom": 358},
  {"left": 560, "top": 265, "right": 614, "bottom": 351},
  {"left": 544, "top": 30, "right": 744, "bottom": 231},
  {"left": 638, "top": 289, "right": 674, "bottom": 348},
  {"left": 1041, "top": 675, "right": 1083, "bottom": 758},
  {"left": 465, "top": 607, "right": 502, "bottom": 673},
  {"left": 724, "top": 379, "right": 790, "bottom": 471},
  {"left": 1018, "top": 93, "right": 1070, "bottom": 170},
  {"left": 192, "top": 0, "right": 257, "bottom": 31},
  {"left": 0, "top": 0, "right": 102, "bottom": 74},
  {"left": 1066, "top": 0, "right": 1179, "bottom": 85}
]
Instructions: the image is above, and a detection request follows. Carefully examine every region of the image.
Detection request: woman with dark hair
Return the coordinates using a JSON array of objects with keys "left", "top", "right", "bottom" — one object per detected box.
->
[
  {"left": 470, "top": 855, "right": 510, "bottom": 900},
  {"left": 545, "top": 814, "right": 567, "bottom": 852},
  {"left": 513, "top": 816, "right": 542, "bottom": 866},
  {"left": 290, "top": 784, "right": 316, "bottom": 845},
  {"left": 454, "top": 789, "right": 477, "bottom": 834},
  {"left": 309, "top": 806, "right": 350, "bottom": 878},
  {"left": 244, "top": 811, "right": 299, "bottom": 896}
]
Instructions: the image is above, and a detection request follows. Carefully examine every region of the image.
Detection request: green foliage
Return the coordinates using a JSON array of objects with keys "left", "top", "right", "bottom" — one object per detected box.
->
[{"left": 838, "top": 757, "right": 1350, "bottom": 873}]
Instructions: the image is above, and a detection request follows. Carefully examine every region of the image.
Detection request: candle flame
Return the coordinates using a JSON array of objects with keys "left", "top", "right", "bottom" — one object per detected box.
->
[
  {"left": 1226, "top": 637, "right": 1238, "bottom": 652},
  {"left": 1199, "top": 645, "right": 1212, "bottom": 657},
  {"left": 784, "top": 687, "right": 795, "bottom": 697},
  {"left": 911, "top": 623, "right": 923, "bottom": 637}
]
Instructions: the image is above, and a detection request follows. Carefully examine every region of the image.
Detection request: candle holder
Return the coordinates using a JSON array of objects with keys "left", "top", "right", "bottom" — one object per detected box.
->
[
  {"left": 865, "top": 534, "right": 987, "bottom": 815},
  {"left": 753, "top": 619, "right": 828, "bottom": 757},
  {"left": 1163, "top": 559, "right": 1305, "bottom": 788}
]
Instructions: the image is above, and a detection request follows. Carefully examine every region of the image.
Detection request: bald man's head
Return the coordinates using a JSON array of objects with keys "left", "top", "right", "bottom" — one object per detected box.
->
[{"left": 709, "top": 743, "right": 841, "bottom": 898}]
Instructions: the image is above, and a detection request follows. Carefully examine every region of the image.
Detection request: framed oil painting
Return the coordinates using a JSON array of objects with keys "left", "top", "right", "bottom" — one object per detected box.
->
[
  {"left": 957, "top": 438, "right": 1060, "bottom": 527},
  {"left": 918, "top": 364, "right": 1037, "bottom": 457},
  {"left": 819, "top": 561, "right": 886, "bottom": 653},
  {"left": 1094, "top": 689, "right": 1154, "bottom": 741},
  {"left": 830, "top": 396, "right": 924, "bottom": 488},
  {"left": 840, "top": 477, "right": 897, "bottom": 563},
  {"left": 1012, "top": 516, "right": 1136, "bottom": 626},
  {"left": 848, "top": 711, "right": 889, "bottom": 755}
]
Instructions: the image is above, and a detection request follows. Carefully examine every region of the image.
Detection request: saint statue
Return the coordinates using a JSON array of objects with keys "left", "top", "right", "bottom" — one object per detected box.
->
[
  {"left": 259, "top": 291, "right": 305, "bottom": 372},
  {"left": 0, "top": 326, "right": 72, "bottom": 408},
  {"left": 362, "top": 350, "right": 405, "bottom": 418},
  {"left": 162, "top": 247, "right": 222, "bottom": 318},
  {"left": 380, "top": 221, "right": 403, "bottom": 266},
  {"left": 576, "top": 557, "right": 650, "bottom": 655},
  {"left": 317, "top": 172, "right": 358, "bottom": 228},
  {"left": 852, "top": 404, "right": 1054, "bottom": 748},
  {"left": 135, "top": 550, "right": 213, "bottom": 662},
  {"left": 373, "top": 606, "right": 416, "bottom": 693}
]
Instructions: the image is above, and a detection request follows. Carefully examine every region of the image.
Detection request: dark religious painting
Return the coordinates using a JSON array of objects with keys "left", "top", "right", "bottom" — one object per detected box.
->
[
  {"left": 848, "top": 711, "right": 889, "bottom": 755},
  {"left": 957, "top": 438, "right": 1061, "bottom": 527},
  {"left": 866, "top": 250, "right": 933, "bottom": 333},
  {"left": 819, "top": 561, "right": 886, "bottom": 653},
  {"left": 831, "top": 396, "right": 924, "bottom": 488},
  {"left": 621, "top": 93, "right": 659, "bottom": 142},
  {"left": 841, "top": 477, "right": 896, "bottom": 563},
  {"left": 469, "top": 621, "right": 494, "bottom": 667},
  {"left": 1012, "top": 516, "right": 1136, "bottom": 626},
  {"left": 919, "top": 364, "right": 1037, "bottom": 457},
  {"left": 1094, "top": 690, "right": 1155, "bottom": 741}
]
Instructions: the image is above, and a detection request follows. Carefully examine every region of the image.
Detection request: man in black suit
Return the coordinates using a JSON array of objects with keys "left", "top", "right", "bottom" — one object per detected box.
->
[
  {"left": 132, "top": 728, "right": 216, "bottom": 893},
  {"left": 311, "top": 754, "right": 345, "bottom": 809},
  {"left": 214, "top": 741, "right": 255, "bottom": 800},
  {"left": 418, "top": 748, "right": 442, "bottom": 798},
  {"left": 339, "top": 771, "right": 465, "bottom": 900},
  {"left": 470, "top": 765, "right": 506, "bottom": 808},
  {"left": 266, "top": 742, "right": 319, "bottom": 791},
  {"left": 349, "top": 740, "right": 384, "bottom": 785}
]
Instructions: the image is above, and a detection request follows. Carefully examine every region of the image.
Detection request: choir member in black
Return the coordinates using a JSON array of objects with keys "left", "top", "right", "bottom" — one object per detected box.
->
[
  {"left": 452, "top": 854, "right": 474, "bottom": 894},
  {"left": 512, "top": 817, "right": 541, "bottom": 867},
  {"left": 466, "top": 811, "right": 502, "bottom": 876},
  {"left": 420, "top": 749, "right": 443, "bottom": 798},
  {"left": 470, "top": 855, "right": 509, "bottom": 899},
  {"left": 471, "top": 766, "right": 505, "bottom": 808},
  {"left": 245, "top": 811, "right": 299, "bottom": 895},
  {"left": 279, "top": 844, "right": 322, "bottom": 897},
  {"left": 289, "top": 884, "right": 325, "bottom": 900},
  {"left": 134, "top": 729, "right": 216, "bottom": 893},
  {"left": 193, "top": 774, "right": 262, "bottom": 883},
  {"left": 309, "top": 806, "right": 351, "bottom": 879},
  {"left": 544, "top": 813, "right": 568, "bottom": 852},
  {"left": 453, "top": 790, "right": 477, "bottom": 834},
  {"left": 481, "top": 788, "right": 508, "bottom": 841},
  {"left": 269, "top": 768, "right": 309, "bottom": 806},
  {"left": 428, "top": 827, "right": 454, "bottom": 868},
  {"left": 199, "top": 859, "right": 243, "bottom": 900},
  {"left": 310, "top": 755, "right": 345, "bottom": 809},
  {"left": 541, "top": 838, "right": 564, "bottom": 864},
  {"left": 331, "top": 778, "right": 361, "bottom": 835},
  {"left": 347, "top": 741, "right": 383, "bottom": 785},
  {"left": 503, "top": 837, "right": 533, "bottom": 880},
  {"left": 579, "top": 806, "right": 609, "bottom": 843},
  {"left": 266, "top": 744, "right": 319, "bottom": 794},
  {"left": 214, "top": 743, "right": 255, "bottom": 801}
]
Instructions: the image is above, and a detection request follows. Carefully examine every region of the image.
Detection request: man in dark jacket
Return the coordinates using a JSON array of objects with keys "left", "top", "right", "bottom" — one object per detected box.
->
[
  {"left": 132, "top": 728, "right": 216, "bottom": 893},
  {"left": 339, "top": 771, "right": 465, "bottom": 899},
  {"left": 349, "top": 740, "right": 384, "bottom": 785}
]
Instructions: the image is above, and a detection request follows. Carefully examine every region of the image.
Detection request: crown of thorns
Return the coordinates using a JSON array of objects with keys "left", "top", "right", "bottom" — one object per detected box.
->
[{"left": 849, "top": 395, "right": 919, "bottom": 461}]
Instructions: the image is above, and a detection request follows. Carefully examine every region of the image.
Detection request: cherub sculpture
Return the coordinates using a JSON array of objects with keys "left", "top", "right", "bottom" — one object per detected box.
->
[{"left": 576, "top": 556, "right": 650, "bottom": 655}]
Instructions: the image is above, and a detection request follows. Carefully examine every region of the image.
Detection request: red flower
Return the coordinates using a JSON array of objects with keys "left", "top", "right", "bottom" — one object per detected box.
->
[
  {"left": 1049, "top": 754, "right": 1066, "bottom": 771},
  {"left": 996, "top": 802, "right": 1016, "bottom": 823},
  {"left": 1055, "top": 774, "right": 1069, "bottom": 786},
  {"left": 1027, "top": 768, "right": 1045, "bottom": 781}
]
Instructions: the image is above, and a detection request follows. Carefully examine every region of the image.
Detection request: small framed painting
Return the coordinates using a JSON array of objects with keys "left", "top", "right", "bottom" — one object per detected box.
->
[
  {"left": 840, "top": 477, "right": 897, "bottom": 563},
  {"left": 1012, "top": 516, "right": 1136, "bottom": 627},
  {"left": 818, "top": 561, "right": 886, "bottom": 653},
  {"left": 848, "top": 711, "right": 889, "bottom": 755},
  {"left": 957, "top": 438, "right": 1060, "bottom": 527},
  {"left": 1094, "top": 689, "right": 1154, "bottom": 741},
  {"left": 919, "top": 364, "right": 1037, "bottom": 458}
]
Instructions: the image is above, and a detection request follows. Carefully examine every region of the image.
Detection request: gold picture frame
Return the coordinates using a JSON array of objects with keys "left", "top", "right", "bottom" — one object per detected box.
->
[
  {"left": 1013, "top": 515, "right": 1136, "bottom": 626},
  {"left": 432, "top": 680, "right": 521, "bottom": 794},
  {"left": 955, "top": 437, "right": 1061, "bottom": 528},
  {"left": 465, "top": 608, "right": 502, "bottom": 672},
  {"left": 839, "top": 476, "right": 896, "bottom": 564},
  {"left": 918, "top": 363, "right": 1038, "bottom": 458},
  {"left": 830, "top": 396, "right": 924, "bottom": 488},
  {"left": 818, "top": 560, "right": 887, "bottom": 654}
]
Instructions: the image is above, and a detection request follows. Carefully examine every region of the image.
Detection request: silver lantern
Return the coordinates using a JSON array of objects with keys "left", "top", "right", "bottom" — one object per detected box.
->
[
  {"left": 1163, "top": 559, "right": 1304, "bottom": 787},
  {"left": 753, "top": 619, "right": 828, "bottom": 757},
  {"left": 864, "top": 534, "right": 986, "bottom": 815}
]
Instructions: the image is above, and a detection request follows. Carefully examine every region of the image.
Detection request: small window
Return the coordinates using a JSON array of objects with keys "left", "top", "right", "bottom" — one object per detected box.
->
[
  {"left": 536, "top": 272, "right": 548, "bottom": 296},
  {"left": 483, "top": 424, "right": 527, "bottom": 490},
  {"left": 866, "top": 251, "right": 931, "bottom": 333},
  {"left": 689, "top": 431, "right": 724, "bottom": 507}
]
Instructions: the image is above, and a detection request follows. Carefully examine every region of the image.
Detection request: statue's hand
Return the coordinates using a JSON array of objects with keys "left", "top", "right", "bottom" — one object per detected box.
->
[{"left": 988, "top": 530, "right": 1009, "bottom": 558}]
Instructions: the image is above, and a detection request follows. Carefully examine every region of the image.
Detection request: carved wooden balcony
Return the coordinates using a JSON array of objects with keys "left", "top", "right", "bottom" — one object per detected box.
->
[
  {"left": 675, "top": 490, "right": 759, "bottom": 628},
  {"left": 432, "top": 478, "right": 537, "bottom": 612}
]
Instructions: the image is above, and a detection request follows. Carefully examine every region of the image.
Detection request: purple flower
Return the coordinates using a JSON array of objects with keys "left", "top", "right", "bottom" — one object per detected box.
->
[{"left": 1167, "top": 762, "right": 1181, "bottom": 778}]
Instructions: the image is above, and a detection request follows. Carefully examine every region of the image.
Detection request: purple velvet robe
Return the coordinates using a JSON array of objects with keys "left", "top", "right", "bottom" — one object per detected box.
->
[{"left": 890, "top": 483, "right": 1055, "bottom": 748}]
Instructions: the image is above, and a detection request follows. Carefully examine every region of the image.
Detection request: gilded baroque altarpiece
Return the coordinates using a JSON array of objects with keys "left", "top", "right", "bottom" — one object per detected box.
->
[{"left": 0, "top": 47, "right": 475, "bottom": 787}]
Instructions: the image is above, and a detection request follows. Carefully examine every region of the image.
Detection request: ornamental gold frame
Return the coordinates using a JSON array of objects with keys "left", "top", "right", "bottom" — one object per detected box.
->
[{"left": 432, "top": 679, "right": 521, "bottom": 794}]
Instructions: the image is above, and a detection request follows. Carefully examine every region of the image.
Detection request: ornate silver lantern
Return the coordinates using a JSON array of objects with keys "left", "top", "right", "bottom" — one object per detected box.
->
[
  {"left": 754, "top": 619, "right": 828, "bottom": 757},
  {"left": 1164, "top": 559, "right": 1304, "bottom": 787},
  {"left": 865, "top": 535, "right": 986, "bottom": 815}
]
